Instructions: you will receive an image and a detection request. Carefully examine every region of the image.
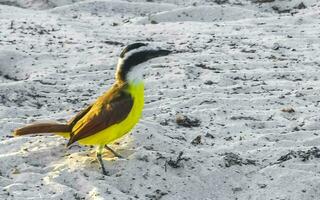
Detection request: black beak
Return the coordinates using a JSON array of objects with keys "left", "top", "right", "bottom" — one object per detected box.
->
[
  {"left": 156, "top": 49, "right": 171, "bottom": 56},
  {"left": 146, "top": 49, "right": 171, "bottom": 60}
]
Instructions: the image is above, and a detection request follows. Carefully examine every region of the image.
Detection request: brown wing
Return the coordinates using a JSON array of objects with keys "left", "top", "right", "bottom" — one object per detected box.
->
[
  {"left": 68, "top": 104, "right": 93, "bottom": 127},
  {"left": 67, "top": 85, "right": 133, "bottom": 146}
]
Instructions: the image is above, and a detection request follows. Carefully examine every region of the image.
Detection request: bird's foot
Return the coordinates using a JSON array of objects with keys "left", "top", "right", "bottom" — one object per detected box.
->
[
  {"left": 101, "top": 166, "right": 109, "bottom": 176},
  {"left": 97, "top": 152, "right": 109, "bottom": 176},
  {"left": 105, "top": 145, "right": 125, "bottom": 159}
]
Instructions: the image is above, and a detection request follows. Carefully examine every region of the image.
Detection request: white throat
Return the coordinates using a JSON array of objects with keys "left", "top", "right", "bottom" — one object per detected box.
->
[
  {"left": 116, "top": 57, "right": 145, "bottom": 83},
  {"left": 126, "top": 65, "right": 144, "bottom": 83}
]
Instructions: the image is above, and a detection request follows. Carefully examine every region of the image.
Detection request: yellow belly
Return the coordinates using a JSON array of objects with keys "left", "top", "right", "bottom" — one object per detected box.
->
[{"left": 76, "top": 82, "right": 144, "bottom": 146}]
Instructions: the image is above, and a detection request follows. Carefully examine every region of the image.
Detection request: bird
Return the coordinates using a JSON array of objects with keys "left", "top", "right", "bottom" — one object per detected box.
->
[{"left": 13, "top": 43, "right": 171, "bottom": 175}]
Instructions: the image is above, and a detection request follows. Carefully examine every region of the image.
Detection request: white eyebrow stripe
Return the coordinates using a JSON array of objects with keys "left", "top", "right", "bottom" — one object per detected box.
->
[{"left": 121, "top": 46, "right": 154, "bottom": 60}]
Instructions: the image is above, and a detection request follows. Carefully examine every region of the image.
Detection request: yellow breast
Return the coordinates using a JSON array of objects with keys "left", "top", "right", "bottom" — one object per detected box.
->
[{"left": 77, "top": 82, "right": 144, "bottom": 146}]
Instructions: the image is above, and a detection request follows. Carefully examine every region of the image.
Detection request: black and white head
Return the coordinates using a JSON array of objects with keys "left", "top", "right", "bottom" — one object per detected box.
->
[{"left": 116, "top": 43, "right": 171, "bottom": 83}]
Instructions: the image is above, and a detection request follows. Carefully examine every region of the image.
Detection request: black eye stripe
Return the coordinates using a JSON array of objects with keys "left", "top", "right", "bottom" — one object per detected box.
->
[
  {"left": 116, "top": 44, "right": 171, "bottom": 82},
  {"left": 117, "top": 49, "right": 170, "bottom": 81},
  {"left": 119, "top": 43, "right": 147, "bottom": 58}
]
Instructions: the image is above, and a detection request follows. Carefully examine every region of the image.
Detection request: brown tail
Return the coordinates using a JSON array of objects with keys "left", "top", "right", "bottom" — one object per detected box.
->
[{"left": 14, "top": 123, "right": 71, "bottom": 136}]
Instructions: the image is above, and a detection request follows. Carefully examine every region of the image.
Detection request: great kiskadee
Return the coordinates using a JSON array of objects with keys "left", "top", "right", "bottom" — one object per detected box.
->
[{"left": 13, "top": 43, "right": 171, "bottom": 175}]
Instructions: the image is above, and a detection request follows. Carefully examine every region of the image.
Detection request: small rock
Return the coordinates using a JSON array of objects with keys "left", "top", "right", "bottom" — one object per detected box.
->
[
  {"left": 281, "top": 107, "right": 295, "bottom": 113},
  {"left": 272, "top": 43, "right": 280, "bottom": 50},
  {"left": 204, "top": 80, "right": 214, "bottom": 85},
  {"left": 150, "top": 20, "right": 158, "bottom": 24},
  {"left": 241, "top": 48, "right": 256, "bottom": 53},
  {"left": 111, "top": 22, "right": 118, "bottom": 26},
  {"left": 294, "top": 2, "right": 306, "bottom": 9},
  {"left": 191, "top": 135, "right": 202, "bottom": 146},
  {"left": 258, "top": 184, "right": 267, "bottom": 189},
  {"left": 176, "top": 115, "right": 201, "bottom": 128}
]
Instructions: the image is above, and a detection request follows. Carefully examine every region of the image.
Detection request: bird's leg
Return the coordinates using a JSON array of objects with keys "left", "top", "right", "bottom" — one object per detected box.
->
[
  {"left": 105, "top": 144, "right": 124, "bottom": 158},
  {"left": 97, "top": 145, "right": 108, "bottom": 175}
]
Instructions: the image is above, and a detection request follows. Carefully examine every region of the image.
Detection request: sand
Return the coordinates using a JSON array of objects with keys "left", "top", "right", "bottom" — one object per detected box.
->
[{"left": 1, "top": 0, "right": 320, "bottom": 199}]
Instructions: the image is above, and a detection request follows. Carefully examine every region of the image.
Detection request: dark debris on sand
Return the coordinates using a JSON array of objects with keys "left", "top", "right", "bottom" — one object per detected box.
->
[
  {"left": 223, "top": 152, "right": 257, "bottom": 167},
  {"left": 176, "top": 115, "right": 201, "bottom": 128},
  {"left": 165, "top": 151, "right": 190, "bottom": 171},
  {"left": 191, "top": 135, "right": 202, "bottom": 146},
  {"left": 276, "top": 147, "right": 320, "bottom": 163}
]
